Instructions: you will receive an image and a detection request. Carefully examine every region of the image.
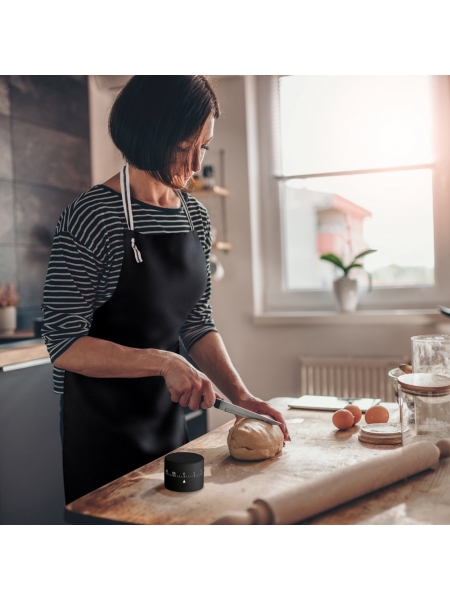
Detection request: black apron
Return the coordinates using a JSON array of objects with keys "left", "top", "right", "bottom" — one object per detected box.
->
[{"left": 62, "top": 165, "right": 208, "bottom": 504}]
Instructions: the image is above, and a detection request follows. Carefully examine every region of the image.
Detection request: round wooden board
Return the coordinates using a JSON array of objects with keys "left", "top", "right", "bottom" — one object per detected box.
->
[
  {"left": 358, "top": 423, "right": 407, "bottom": 445},
  {"left": 359, "top": 431, "right": 402, "bottom": 445}
]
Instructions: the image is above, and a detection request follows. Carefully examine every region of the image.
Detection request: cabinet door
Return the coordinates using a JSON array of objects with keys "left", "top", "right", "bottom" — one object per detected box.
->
[{"left": 0, "top": 362, "right": 65, "bottom": 524}]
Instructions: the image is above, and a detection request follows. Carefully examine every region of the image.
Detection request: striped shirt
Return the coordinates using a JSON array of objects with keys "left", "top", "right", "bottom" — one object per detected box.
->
[{"left": 41, "top": 184, "right": 217, "bottom": 395}]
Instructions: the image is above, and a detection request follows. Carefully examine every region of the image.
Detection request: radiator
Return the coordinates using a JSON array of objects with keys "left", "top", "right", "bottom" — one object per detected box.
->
[{"left": 299, "top": 355, "right": 409, "bottom": 403}]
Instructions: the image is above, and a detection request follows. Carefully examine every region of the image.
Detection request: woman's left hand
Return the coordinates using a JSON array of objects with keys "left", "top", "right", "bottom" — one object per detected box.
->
[{"left": 234, "top": 395, "right": 291, "bottom": 442}]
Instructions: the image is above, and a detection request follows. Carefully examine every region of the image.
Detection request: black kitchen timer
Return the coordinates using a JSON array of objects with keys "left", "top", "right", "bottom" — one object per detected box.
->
[{"left": 164, "top": 452, "right": 204, "bottom": 492}]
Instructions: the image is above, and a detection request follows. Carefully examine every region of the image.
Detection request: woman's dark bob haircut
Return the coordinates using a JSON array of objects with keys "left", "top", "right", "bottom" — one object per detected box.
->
[{"left": 109, "top": 75, "right": 220, "bottom": 190}]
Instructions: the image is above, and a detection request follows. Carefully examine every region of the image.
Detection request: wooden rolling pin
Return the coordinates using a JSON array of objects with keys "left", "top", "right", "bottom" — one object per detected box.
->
[{"left": 213, "top": 439, "right": 450, "bottom": 525}]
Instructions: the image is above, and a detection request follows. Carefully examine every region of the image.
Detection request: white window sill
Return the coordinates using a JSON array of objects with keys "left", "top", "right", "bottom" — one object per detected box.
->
[{"left": 253, "top": 309, "right": 446, "bottom": 326}]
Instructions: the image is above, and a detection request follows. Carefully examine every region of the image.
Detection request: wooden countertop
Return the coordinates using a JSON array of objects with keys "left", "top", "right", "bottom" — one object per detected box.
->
[
  {"left": 0, "top": 340, "right": 49, "bottom": 370},
  {"left": 65, "top": 397, "right": 450, "bottom": 525}
]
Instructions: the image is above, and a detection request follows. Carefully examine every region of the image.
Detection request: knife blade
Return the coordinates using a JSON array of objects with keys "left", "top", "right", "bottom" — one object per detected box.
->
[{"left": 213, "top": 398, "right": 282, "bottom": 426}]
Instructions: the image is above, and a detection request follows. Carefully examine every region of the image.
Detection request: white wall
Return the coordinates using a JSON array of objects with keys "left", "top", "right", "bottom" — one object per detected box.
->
[
  {"left": 88, "top": 76, "right": 125, "bottom": 184},
  {"left": 88, "top": 75, "right": 450, "bottom": 432}
]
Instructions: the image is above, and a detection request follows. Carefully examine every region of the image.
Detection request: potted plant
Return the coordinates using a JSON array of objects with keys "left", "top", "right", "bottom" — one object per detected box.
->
[
  {"left": 320, "top": 250, "right": 377, "bottom": 312},
  {"left": 0, "top": 282, "right": 20, "bottom": 334}
]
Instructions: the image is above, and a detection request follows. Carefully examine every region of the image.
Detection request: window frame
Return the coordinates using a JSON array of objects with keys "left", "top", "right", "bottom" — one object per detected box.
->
[{"left": 251, "top": 75, "right": 450, "bottom": 315}]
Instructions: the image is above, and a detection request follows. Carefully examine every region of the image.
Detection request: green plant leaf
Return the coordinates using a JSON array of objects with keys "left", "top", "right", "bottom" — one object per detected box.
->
[
  {"left": 319, "top": 253, "right": 346, "bottom": 272},
  {"left": 354, "top": 249, "right": 377, "bottom": 260},
  {"left": 346, "top": 262, "right": 364, "bottom": 271},
  {"left": 320, "top": 251, "right": 375, "bottom": 291},
  {"left": 344, "top": 263, "right": 364, "bottom": 276}
]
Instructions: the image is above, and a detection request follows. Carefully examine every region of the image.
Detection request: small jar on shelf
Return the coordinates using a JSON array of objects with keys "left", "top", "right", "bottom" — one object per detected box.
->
[{"left": 202, "top": 165, "right": 215, "bottom": 189}]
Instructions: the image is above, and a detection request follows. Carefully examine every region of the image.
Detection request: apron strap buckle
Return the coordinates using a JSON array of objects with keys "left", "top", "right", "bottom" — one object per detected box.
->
[{"left": 131, "top": 237, "right": 143, "bottom": 263}]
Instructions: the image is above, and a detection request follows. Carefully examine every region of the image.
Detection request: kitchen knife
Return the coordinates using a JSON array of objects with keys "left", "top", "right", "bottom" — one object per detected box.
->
[{"left": 213, "top": 398, "right": 282, "bottom": 426}]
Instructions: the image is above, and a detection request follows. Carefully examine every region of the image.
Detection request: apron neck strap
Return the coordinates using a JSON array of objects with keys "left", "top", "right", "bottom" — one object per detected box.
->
[
  {"left": 177, "top": 191, "right": 195, "bottom": 232},
  {"left": 119, "top": 164, "right": 143, "bottom": 263},
  {"left": 120, "top": 164, "right": 134, "bottom": 231}
]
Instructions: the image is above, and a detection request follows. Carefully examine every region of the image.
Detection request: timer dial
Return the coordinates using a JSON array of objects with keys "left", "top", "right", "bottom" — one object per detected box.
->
[{"left": 164, "top": 452, "right": 204, "bottom": 492}]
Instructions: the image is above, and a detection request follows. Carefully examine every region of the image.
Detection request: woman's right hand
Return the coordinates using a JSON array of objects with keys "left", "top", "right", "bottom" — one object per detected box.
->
[{"left": 161, "top": 353, "right": 216, "bottom": 411}]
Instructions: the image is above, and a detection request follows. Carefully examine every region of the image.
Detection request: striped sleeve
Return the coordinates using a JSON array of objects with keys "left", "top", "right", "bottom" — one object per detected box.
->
[
  {"left": 179, "top": 200, "right": 218, "bottom": 352},
  {"left": 41, "top": 204, "right": 110, "bottom": 363}
]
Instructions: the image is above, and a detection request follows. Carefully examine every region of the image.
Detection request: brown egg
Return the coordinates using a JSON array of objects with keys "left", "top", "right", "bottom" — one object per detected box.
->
[
  {"left": 343, "top": 404, "right": 362, "bottom": 424},
  {"left": 332, "top": 409, "right": 355, "bottom": 430},
  {"left": 365, "top": 405, "right": 389, "bottom": 424}
]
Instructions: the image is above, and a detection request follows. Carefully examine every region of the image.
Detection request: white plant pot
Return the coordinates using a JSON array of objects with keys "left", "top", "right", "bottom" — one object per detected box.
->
[
  {"left": 333, "top": 277, "right": 358, "bottom": 313},
  {"left": 0, "top": 306, "right": 17, "bottom": 334}
]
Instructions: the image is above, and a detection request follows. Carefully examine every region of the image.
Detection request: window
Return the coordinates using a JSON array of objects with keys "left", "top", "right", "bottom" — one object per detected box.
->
[{"left": 252, "top": 75, "right": 450, "bottom": 314}]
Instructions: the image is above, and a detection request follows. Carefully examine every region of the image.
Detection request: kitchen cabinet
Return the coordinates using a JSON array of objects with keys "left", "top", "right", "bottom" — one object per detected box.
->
[{"left": 0, "top": 343, "right": 65, "bottom": 524}]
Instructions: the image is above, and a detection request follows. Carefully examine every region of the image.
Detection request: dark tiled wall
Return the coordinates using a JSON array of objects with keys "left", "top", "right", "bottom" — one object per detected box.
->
[{"left": 0, "top": 76, "right": 91, "bottom": 329}]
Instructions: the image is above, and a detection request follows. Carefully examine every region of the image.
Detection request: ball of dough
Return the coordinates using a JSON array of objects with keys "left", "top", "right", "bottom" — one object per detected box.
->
[{"left": 227, "top": 418, "right": 284, "bottom": 461}]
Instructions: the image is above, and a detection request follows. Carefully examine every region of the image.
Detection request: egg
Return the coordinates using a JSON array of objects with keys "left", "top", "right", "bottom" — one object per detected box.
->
[
  {"left": 332, "top": 409, "right": 355, "bottom": 430},
  {"left": 365, "top": 405, "right": 389, "bottom": 424},
  {"left": 436, "top": 439, "right": 450, "bottom": 458},
  {"left": 343, "top": 404, "right": 362, "bottom": 424}
]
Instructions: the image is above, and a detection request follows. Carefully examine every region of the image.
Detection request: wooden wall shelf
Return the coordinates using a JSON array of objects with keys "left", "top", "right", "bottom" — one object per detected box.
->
[
  {"left": 190, "top": 149, "right": 232, "bottom": 254},
  {"left": 194, "top": 185, "right": 230, "bottom": 198},
  {"left": 214, "top": 241, "right": 233, "bottom": 251}
]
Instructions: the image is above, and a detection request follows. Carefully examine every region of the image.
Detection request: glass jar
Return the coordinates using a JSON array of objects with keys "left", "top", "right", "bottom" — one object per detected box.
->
[
  {"left": 411, "top": 334, "right": 450, "bottom": 376},
  {"left": 397, "top": 373, "right": 450, "bottom": 444},
  {"left": 388, "top": 367, "right": 404, "bottom": 401}
]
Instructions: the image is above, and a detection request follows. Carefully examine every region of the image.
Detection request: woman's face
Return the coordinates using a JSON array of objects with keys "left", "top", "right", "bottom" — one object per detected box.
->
[{"left": 174, "top": 116, "right": 215, "bottom": 184}]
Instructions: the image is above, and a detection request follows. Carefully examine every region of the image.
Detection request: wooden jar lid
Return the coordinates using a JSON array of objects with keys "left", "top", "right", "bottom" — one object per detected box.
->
[{"left": 398, "top": 373, "right": 450, "bottom": 396}]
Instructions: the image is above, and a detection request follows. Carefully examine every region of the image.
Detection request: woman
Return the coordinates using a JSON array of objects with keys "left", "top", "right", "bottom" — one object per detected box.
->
[{"left": 42, "top": 76, "right": 289, "bottom": 505}]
